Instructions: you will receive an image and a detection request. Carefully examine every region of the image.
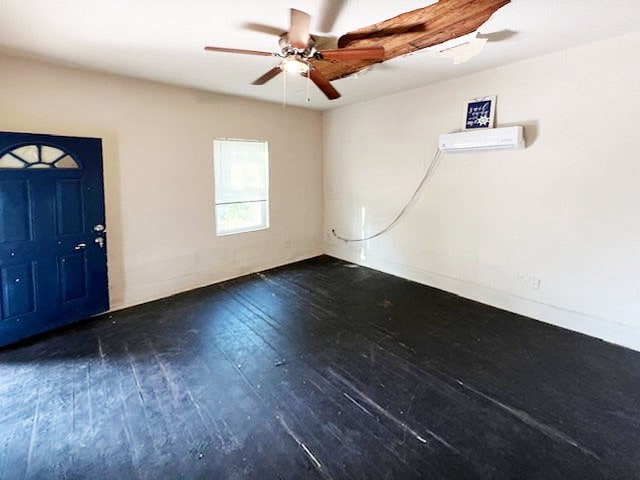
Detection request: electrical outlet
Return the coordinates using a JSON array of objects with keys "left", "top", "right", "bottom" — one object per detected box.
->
[{"left": 518, "top": 274, "right": 541, "bottom": 290}]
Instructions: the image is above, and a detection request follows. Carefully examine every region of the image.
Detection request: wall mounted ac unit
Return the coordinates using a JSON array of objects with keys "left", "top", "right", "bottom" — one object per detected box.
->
[{"left": 439, "top": 126, "right": 525, "bottom": 153}]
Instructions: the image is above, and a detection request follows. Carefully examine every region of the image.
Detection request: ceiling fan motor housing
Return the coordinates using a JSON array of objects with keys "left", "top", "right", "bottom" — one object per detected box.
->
[{"left": 278, "top": 33, "right": 316, "bottom": 58}]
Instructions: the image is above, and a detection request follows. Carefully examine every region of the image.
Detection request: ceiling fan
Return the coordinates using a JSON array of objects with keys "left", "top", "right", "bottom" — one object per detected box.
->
[{"left": 204, "top": 8, "right": 385, "bottom": 100}]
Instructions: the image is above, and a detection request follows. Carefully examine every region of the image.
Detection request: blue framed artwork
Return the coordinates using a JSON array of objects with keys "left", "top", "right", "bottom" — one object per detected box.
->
[{"left": 464, "top": 96, "right": 496, "bottom": 129}]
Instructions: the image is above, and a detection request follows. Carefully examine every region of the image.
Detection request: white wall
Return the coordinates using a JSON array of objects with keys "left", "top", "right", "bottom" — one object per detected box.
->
[
  {"left": 324, "top": 30, "right": 640, "bottom": 351},
  {"left": 0, "top": 54, "right": 323, "bottom": 309}
]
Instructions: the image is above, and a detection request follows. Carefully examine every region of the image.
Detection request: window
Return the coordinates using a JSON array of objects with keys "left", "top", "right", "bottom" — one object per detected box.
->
[
  {"left": 0, "top": 144, "right": 80, "bottom": 169},
  {"left": 214, "top": 139, "right": 269, "bottom": 236}
]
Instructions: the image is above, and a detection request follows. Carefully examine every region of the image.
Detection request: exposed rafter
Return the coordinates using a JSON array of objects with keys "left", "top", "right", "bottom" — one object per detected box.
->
[{"left": 311, "top": 0, "right": 511, "bottom": 81}]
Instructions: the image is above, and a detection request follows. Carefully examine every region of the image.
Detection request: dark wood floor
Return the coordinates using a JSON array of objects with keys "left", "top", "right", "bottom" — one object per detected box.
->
[{"left": 1, "top": 256, "right": 639, "bottom": 479}]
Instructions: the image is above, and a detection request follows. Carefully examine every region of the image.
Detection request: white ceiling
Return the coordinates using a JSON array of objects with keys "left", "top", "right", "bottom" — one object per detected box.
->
[{"left": 1, "top": 0, "right": 640, "bottom": 110}]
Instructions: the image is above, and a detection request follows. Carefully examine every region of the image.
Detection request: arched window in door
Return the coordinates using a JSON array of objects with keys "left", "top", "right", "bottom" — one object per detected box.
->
[{"left": 0, "top": 144, "right": 81, "bottom": 169}]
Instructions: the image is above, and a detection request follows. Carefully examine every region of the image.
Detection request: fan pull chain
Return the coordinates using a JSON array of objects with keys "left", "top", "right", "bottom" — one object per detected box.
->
[
  {"left": 306, "top": 70, "right": 311, "bottom": 102},
  {"left": 282, "top": 69, "right": 288, "bottom": 108}
]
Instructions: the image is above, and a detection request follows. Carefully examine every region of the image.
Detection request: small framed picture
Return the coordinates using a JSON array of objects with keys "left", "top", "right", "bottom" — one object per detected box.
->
[{"left": 464, "top": 96, "right": 496, "bottom": 129}]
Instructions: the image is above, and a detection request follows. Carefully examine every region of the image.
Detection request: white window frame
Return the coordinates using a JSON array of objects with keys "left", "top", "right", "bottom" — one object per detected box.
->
[{"left": 213, "top": 138, "right": 270, "bottom": 236}]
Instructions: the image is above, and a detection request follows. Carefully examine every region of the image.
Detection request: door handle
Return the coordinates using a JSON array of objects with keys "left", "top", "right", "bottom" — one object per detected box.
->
[{"left": 74, "top": 243, "right": 87, "bottom": 250}]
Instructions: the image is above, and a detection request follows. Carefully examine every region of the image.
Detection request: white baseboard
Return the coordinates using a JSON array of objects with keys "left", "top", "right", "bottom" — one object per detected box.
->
[
  {"left": 324, "top": 242, "right": 640, "bottom": 353},
  {"left": 108, "top": 249, "right": 323, "bottom": 312}
]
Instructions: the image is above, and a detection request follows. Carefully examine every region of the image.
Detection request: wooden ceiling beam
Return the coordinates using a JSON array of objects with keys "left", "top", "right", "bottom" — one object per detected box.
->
[{"left": 312, "top": 0, "right": 511, "bottom": 81}]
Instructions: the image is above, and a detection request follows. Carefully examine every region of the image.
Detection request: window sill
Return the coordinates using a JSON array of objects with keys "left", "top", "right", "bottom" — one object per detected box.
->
[{"left": 216, "top": 225, "right": 270, "bottom": 237}]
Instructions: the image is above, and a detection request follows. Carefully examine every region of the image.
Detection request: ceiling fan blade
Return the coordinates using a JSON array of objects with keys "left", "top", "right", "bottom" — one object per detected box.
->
[
  {"left": 289, "top": 8, "right": 311, "bottom": 48},
  {"left": 242, "top": 22, "right": 285, "bottom": 37},
  {"left": 317, "top": 0, "right": 347, "bottom": 33},
  {"left": 314, "top": 35, "right": 338, "bottom": 50},
  {"left": 319, "top": 47, "right": 385, "bottom": 61},
  {"left": 204, "top": 46, "right": 273, "bottom": 57},
  {"left": 252, "top": 67, "right": 283, "bottom": 85},
  {"left": 306, "top": 68, "right": 341, "bottom": 100}
]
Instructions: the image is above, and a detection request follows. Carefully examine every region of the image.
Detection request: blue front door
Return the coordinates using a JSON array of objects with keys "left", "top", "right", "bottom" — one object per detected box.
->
[{"left": 0, "top": 132, "right": 109, "bottom": 347}]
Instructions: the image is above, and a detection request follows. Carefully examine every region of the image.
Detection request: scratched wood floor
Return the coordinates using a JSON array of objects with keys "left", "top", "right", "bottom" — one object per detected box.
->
[{"left": 1, "top": 256, "right": 639, "bottom": 479}]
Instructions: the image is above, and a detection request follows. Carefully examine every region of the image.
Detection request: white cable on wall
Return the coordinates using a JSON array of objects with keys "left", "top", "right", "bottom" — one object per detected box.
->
[{"left": 331, "top": 147, "right": 444, "bottom": 243}]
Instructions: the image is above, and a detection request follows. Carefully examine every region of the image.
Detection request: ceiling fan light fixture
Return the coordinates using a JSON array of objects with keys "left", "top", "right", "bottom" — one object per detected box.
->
[{"left": 280, "top": 56, "right": 310, "bottom": 74}]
